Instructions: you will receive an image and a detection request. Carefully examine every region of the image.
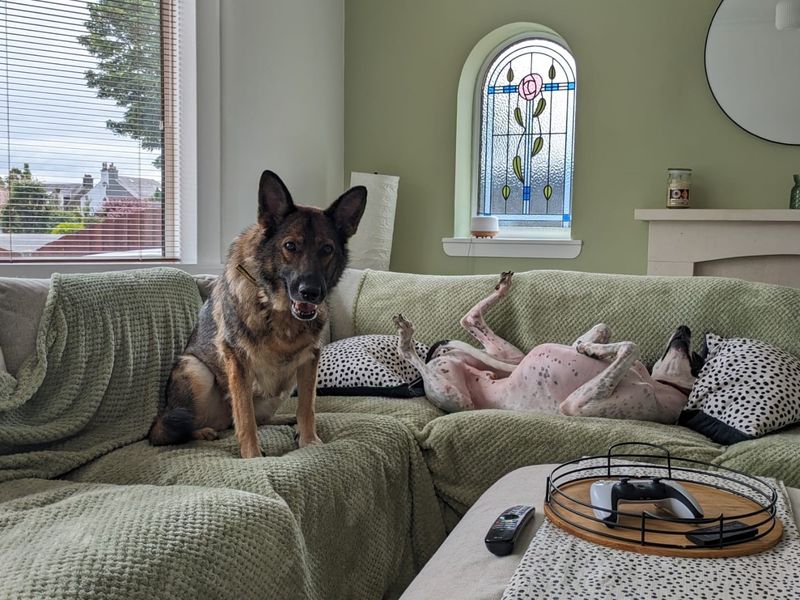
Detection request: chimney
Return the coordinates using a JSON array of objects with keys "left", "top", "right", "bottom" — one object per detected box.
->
[
  {"left": 82, "top": 173, "right": 93, "bottom": 188},
  {"left": 100, "top": 162, "right": 109, "bottom": 186},
  {"left": 107, "top": 162, "right": 119, "bottom": 185}
]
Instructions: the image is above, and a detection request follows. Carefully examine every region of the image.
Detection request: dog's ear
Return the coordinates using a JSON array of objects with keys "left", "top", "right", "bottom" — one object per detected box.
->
[
  {"left": 690, "top": 352, "right": 706, "bottom": 378},
  {"left": 325, "top": 186, "right": 367, "bottom": 239},
  {"left": 258, "top": 170, "right": 296, "bottom": 231}
]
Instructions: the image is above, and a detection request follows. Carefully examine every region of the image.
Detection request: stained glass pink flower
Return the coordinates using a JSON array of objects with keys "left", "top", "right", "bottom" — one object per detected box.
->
[{"left": 518, "top": 73, "right": 543, "bottom": 101}]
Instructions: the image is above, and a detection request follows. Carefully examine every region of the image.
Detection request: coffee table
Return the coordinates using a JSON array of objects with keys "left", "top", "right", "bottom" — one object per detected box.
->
[{"left": 400, "top": 464, "right": 800, "bottom": 600}]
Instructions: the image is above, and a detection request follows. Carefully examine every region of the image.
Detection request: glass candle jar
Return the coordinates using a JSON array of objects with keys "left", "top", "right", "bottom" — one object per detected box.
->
[{"left": 666, "top": 168, "right": 692, "bottom": 208}]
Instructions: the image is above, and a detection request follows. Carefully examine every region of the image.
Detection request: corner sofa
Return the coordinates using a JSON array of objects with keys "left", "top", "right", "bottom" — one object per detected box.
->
[{"left": 1, "top": 268, "right": 799, "bottom": 599}]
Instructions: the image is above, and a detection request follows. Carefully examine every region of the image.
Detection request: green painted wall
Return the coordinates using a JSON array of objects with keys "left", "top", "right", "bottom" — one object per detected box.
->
[{"left": 344, "top": 0, "right": 800, "bottom": 275}]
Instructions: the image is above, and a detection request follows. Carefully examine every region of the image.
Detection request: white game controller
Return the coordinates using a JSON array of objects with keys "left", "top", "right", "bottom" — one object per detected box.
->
[{"left": 589, "top": 477, "right": 704, "bottom": 526}]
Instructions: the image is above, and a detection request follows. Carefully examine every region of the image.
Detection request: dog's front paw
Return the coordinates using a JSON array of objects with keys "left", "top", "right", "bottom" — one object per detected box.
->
[
  {"left": 298, "top": 434, "right": 323, "bottom": 448},
  {"left": 495, "top": 271, "right": 514, "bottom": 295},
  {"left": 240, "top": 443, "right": 263, "bottom": 459},
  {"left": 393, "top": 313, "right": 415, "bottom": 337}
]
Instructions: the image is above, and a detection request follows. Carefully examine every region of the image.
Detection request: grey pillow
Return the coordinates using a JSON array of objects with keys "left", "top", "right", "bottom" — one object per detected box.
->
[
  {"left": 0, "top": 277, "right": 50, "bottom": 377},
  {"left": 193, "top": 274, "right": 216, "bottom": 301}
]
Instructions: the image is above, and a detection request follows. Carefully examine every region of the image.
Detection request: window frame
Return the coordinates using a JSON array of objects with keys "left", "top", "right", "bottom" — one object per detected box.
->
[
  {"left": 445, "top": 22, "right": 582, "bottom": 259},
  {"left": 0, "top": 0, "right": 200, "bottom": 272}
]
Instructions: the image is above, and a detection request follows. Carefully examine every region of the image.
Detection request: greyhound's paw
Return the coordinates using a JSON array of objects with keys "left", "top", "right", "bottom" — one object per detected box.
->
[
  {"left": 192, "top": 427, "right": 218, "bottom": 441},
  {"left": 591, "top": 323, "right": 612, "bottom": 344},
  {"left": 298, "top": 434, "right": 323, "bottom": 448},
  {"left": 575, "top": 341, "right": 590, "bottom": 356},
  {"left": 495, "top": 271, "right": 514, "bottom": 295},
  {"left": 393, "top": 313, "right": 415, "bottom": 336}
]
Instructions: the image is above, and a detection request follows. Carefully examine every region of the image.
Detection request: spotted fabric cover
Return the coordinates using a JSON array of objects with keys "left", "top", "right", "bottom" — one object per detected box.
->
[
  {"left": 680, "top": 334, "right": 800, "bottom": 445},
  {"left": 503, "top": 461, "right": 799, "bottom": 599},
  {"left": 316, "top": 335, "right": 428, "bottom": 397}
]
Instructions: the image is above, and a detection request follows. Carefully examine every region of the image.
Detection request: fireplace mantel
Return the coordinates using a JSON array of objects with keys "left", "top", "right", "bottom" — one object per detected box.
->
[{"left": 634, "top": 209, "right": 800, "bottom": 287}]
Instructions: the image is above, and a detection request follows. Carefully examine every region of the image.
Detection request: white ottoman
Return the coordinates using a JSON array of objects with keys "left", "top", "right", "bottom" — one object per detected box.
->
[{"left": 400, "top": 465, "right": 800, "bottom": 600}]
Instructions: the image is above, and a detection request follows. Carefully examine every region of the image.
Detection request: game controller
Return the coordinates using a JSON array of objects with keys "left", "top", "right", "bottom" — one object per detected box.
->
[{"left": 589, "top": 478, "right": 704, "bottom": 526}]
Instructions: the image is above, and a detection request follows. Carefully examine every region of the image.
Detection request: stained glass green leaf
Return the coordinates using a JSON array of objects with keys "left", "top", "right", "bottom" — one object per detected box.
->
[
  {"left": 548, "top": 64, "right": 556, "bottom": 80},
  {"left": 514, "top": 107, "right": 524, "bottom": 128},
  {"left": 543, "top": 184, "right": 553, "bottom": 200},
  {"left": 532, "top": 136, "right": 544, "bottom": 157},
  {"left": 501, "top": 185, "right": 511, "bottom": 200},
  {"left": 533, "top": 97, "right": 546, "bottom": 118},
  {"left": 506, "top": 66, "right": 514, "bottom": 82},
  {"left": 512, "top": 155, "right": 524, "bottom": 183}
]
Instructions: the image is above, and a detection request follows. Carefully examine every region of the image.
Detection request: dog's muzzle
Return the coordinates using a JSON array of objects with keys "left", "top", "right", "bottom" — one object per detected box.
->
[{"left": 290, "top": 300, "right": 319, "bottom": 321}]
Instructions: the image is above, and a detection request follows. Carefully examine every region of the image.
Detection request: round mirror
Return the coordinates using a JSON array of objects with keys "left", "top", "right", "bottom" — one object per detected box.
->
[{"left": 705, "top": 0, "right": 800, "bottom": 145}]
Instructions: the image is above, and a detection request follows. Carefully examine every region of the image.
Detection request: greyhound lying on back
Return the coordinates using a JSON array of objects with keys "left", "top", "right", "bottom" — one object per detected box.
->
[{"left": 393, "top": 272, "right": 702, "bottom": 424}]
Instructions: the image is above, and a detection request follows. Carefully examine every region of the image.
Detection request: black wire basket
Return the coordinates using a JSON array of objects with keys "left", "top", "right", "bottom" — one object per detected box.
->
[{"left": 544, "top": 442, "right": 781, "bottom": 554}]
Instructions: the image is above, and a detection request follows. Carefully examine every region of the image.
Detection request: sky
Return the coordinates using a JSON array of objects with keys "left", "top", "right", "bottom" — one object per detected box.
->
[{"left": 0, "top": 0, "right": 162, "bottom": 185}]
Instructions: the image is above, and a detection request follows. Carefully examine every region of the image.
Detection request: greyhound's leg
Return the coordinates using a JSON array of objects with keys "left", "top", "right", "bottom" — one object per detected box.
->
[
  {"left": 572, "top": 323, "right": 612, "bottom": 349},
  {"left": 394, "top": 314, "right": 473, "bottom": 412},
  {"left": 559, "top": 340, "right": 646, "bottom": 417},
  {"left": 460, "top": 271, "right": 525, "bottom": 364}
]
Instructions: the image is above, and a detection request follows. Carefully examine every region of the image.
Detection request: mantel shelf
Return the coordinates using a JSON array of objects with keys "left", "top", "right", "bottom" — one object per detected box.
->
[
  {"left": 635, "top": 209, "right": 800, "bottom": 222},
  {"left": 636, "top": 208, "right": 800, "bottom": 287}
]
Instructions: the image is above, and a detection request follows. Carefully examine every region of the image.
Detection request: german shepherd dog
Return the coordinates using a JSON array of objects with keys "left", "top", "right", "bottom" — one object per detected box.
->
[{"left": 149, "top": 171, "right": 366, "bottom": 458}]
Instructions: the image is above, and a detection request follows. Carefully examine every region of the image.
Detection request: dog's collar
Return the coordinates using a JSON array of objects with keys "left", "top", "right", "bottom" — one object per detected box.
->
[
  {"left": 235, "top": 264, "right": 261, "bottom": 289},
  {"left": 655, "top": 379, "right": 693, "bottom": 396}
]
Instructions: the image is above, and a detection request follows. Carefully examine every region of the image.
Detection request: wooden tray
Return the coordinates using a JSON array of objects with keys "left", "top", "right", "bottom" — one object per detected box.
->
[{"left": 545, "top": 477, "right": 783, "bottom": 557}]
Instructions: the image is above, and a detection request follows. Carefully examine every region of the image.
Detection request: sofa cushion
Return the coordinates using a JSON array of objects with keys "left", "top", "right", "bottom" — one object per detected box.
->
[
  {"left": 353, "top": 270, "right": 800, "bottom": 367},
  {"left": 417, "top": 410, "right": 723, "bottom": 529},
  {"left": 317, "top": 334, "right": 427, "bottom": 397},
  {"left": 0, "top": 478, "right": 307, "bottom": 600},
  {"left": 680, "top": 333, "right": 800, "bottom": 444},
  {"left": 712, "top": 424, "right": 800, "bottom": 488},
  {"left": 0, "top": 277, "right": 49, "bottom": 377},
  {"left": 63, "top": 412, "right": 447, "bottom": 600},
  {"left": 0, "top": 273, "right": 217, "bottom": 378},
  {"left": 280, "top": 394, "right": 444, "bottom": 432}
]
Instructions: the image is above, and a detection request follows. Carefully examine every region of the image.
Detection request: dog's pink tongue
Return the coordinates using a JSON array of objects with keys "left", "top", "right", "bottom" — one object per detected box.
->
[{"left": 295, "top": 301, "right": 317, "bottom": 313}]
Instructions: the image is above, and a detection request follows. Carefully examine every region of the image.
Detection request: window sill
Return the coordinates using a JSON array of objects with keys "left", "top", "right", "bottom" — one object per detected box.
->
[{"left": 442, "top": 237, "right": 582, "bottom": 259}]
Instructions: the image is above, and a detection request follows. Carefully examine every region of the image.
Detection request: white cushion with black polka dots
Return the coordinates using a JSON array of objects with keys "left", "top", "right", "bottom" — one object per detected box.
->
[
  {"left": 681, "top": 333, "right": 800, "bottom": 444},
  {"left": 316, "top": 334, "right": 428, "bottom": 397}
]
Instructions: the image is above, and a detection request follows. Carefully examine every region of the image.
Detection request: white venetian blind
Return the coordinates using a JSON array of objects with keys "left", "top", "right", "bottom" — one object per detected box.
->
[{"left": 0, "top": 0, "right": 181, "bottom": 261}]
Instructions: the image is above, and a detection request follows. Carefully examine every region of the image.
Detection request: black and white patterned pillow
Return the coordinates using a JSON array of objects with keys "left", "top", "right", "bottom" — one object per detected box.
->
[
  {"left": 679, "top": 333, "right": 800, "bottom": 444},
  {"left": 316, "top": 335, "right": 428, "bottom": 397}
]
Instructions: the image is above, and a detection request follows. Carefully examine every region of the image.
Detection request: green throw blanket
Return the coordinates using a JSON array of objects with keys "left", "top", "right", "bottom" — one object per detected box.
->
[
  {"left": 0, "top": 268, "right": 202, "bottom": 482},
  {"left": 0, "top": 268, "right": 446, "bottom": 599}
]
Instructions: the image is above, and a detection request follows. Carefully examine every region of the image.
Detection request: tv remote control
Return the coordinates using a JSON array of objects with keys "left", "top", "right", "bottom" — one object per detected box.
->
[{"left": 484, "top": 505, "right": 535, "bottom": 556}]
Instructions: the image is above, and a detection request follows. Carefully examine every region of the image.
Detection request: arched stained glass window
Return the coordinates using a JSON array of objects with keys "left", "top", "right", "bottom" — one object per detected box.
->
[{"left": 478, "top": 36, "right": 576, "bottom": 232}]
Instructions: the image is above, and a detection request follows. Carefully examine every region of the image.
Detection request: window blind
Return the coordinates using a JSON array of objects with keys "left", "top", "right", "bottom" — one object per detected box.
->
[{"left": 0, "top": 0, "right": 181, "bottom": 261}]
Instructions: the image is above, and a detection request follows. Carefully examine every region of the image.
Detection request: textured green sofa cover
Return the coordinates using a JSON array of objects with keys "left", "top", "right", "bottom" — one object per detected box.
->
[
  {"left": 0, "top": 269, "right": 444, "bottom": 600},
  {"left": 2, "top": 267, "right": 799, "bottom": 599},
  {"left": 352, "top": 269, "right": 800, "bottom": 525}
]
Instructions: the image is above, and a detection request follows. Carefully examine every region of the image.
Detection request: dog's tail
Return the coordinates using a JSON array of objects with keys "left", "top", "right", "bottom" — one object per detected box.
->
[{"left": 148, "top": 407, "right": 194, "bottom": 446}]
